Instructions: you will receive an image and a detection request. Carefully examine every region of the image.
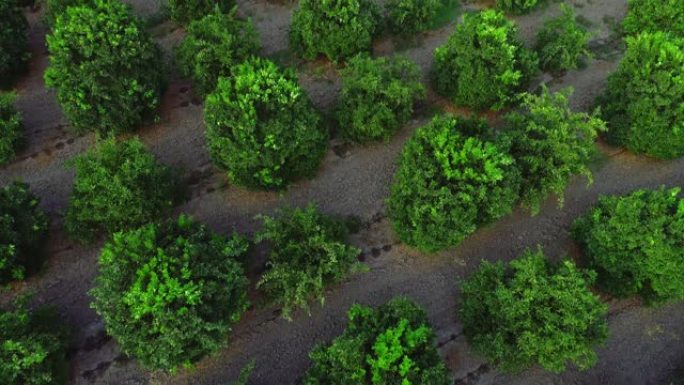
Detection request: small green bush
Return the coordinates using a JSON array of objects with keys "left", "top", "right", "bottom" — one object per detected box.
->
[
  {"left": 90, "top": 215, "right": 250, "bottom": 371},
  {"left": 290, "top": 0, "right": 380, "bottom": 62},
  {"left": 168, "top": 0, "right": 234, "bottom": 25},
  {"left": 337, "top": 54, "right": 425, "bottom": 143},
  {"left": 256, "top": 205, "right": 362, "bottom": 320},
  {"left": 572, "top": 187, "right": 684, "bottom": 303},
  {"left": 496, "top": 0, "right": 539, "bottom": 14},
  {"left": 0, "top": 182, "right": 49, "bottom": 284},
  {"left": 204, "top": 57, "right": 328, "bottom": 190},
  {"left": 623, "top": 0, "right": 684, "bottom": 37},
  {"left": 0, "top": 92, "right": 23, "bottom": 165},
  {"left": 535, "top": 5, "right": 591, "bottom": 72},
  {"left": 0, "top": 0, "right": 29, "bottom": 85},
  {"left": 433, "top": 9, "right": 537, "bottom": 110},
  {"left": 460, "top": 249, "right": 608, "bottom": 373},
  {"left": 43, "top": 0, "right": 92, "bottom": 29},
  {"left": 388, "top": 115, "right": 520, "bottom": 252},
  {"left": 303, "top": 297, "right": 450, "bottom": 385},
  {"left": 176, "top": 9, "right": 260, "bottom": 95},
  {"left": 599, "top": 32, "right": 684, "bottom": 159},
  {"left": 65, "top": 137, "right": 177, "bottom": 243},
  {"left": 0, "top": 303, "right": 68, "bottom": 385},
  {"left": 385, "top": 0, "right": 443, "bottom": 35},
  {"left": 44, "top": 0, "right": 164, "bottom": 135},
  {"left": 504, "top": 87, "right": 605, "bottom": 214}
]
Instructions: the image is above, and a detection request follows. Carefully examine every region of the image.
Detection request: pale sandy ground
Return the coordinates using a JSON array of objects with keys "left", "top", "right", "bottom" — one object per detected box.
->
[{"left": 2, "top": 0, "right": 683, "bottom": 384}]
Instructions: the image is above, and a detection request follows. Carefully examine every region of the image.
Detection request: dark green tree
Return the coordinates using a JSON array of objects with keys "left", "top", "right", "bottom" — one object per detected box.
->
[
  {"left": 496, "top": 0, "right": 539, "bottom": 14},
  {"left": 572, "top": 187, "right": 684, "bottom": 303},
  {"left": 460, "top": 249, "right": 608, "bottom": 372},
  {"left": 0, "top": 302, "right": 68, "bottom": 385},
  {"left": 44, "top": 0, "right": 164, "bottom": 135},
  {"left": 168, "top": 0, "right": 235, "bottom": 25},
  {"left": 65, "top": 137, "right": 178, "bottom": 243},
  {"left": 388, "top": 115, "right": 520, "bottom": 252},
  {"left": 0, "top": 182, "right": 49, "bottom": 284},
  {"left": 622, "top": 0, "right": 684, "bottom": 37},
  {"left": 385, "top": 0, "right": 443, "bottom": 35},
  {"left": 535, "top": 4, "right": 591, "bottom": 72},
  {"left": 303, "top": 298, "right": 450, "bottom": 385},
  {"left": 337, "top": 54, "right": 425, "bottom": 143},
  {"left": 504, "top": 87, "right": 605, "bottom": 214},
  {"left": 90, "top": 215, "right": 250, "bottom": 371},
  {"left": 204, "top": 57, "right": 328, "bottom": 190},
  {"left": 176, "top": 9, "right": 260, "bottom": 95},
  {"left": 0, "top": 92, "right": 23, "bottom": 165},
  {"left": 598, "top": 32, "right": 684, "bottom": 159},
  {"left": 0, "top": 0, "right": 29, "bottom": 85},
  {"left": 433, "top": 9, "right": 537, "bottom": 110},
  {"left": 290, "top": 0, "right": 380, "bottom": 62},
  {"left": 256, "top": 205, "right": 362, "bottom": 320}
]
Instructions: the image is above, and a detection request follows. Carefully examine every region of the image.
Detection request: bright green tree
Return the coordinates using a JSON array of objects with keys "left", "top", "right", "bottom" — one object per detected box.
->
[{"left": 535, "top": 4, "right": 591, "bottom": 72}]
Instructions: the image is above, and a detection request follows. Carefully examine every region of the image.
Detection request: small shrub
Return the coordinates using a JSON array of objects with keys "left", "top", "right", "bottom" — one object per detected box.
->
[
  {"left": 460, "top": 249, "right": 608, "bottom": 373},
  {"left": 572, "top": 187, "right": 684, "bottom": 303},
  {"left": 0, "top": 0, "right": 29, "bottom": 85},
  {"left": 598, "top": 32, "right": 684, "bottom": 159},
  {"left": 90, "top": 215, "right": 250, "bottom": 371},
  {"left": 168, "top": 0, "right": 234, "bottom": 25},
  {"left": 0, "top": 92, "right": 23, "bottom": 165},
  {"left": 0, "top": 182, "right": 49, "bottom": 284},
  {"left": 388, "top": 115, "right": 520, "bottom": 252},
  {"left": 337, "top": 54, "right": 425, "bottom": 143},
  {"left": 176, "top": 9, "right": 260, "bottom": 95},
  {"left": 204, "top": 57, "right": 327, "bottom": 190},
  {"left": 0, "top": 303, "right": 68, "bottom": 385},
  {"left": 496, "top": 0, "right": 539, "bottom": 14},
  {"left": 65, "top": 137, "right": 178, "bottom": 243},
  {"left": 44, "top": 0, "right": 164, "bottom": 135},
  {"left": 303, "top": 297, "right": 450, "bottom": 385},
  {"left": 535, "top": 5, "right": 591, "bottom": 72},
  {"left": 43, "top": 0, "right": 92, "bottom": 29},
  {"left": 504, "top": 87, "right": 605, "bottom": 214},
  {"left": 385, "top": 0, "right": 443, "bottom": 35},
  {"left": 290, "top": 0, "right": 380, "bottom": 62},
  {"left": 622, "top": 0, "right": 684, "bottom": 37},
  {"left": 433, "top": 9, "right": 537, "bottom": 110},
  {"left": 256, "top": 205, "right": 362, "bottom": 320}
]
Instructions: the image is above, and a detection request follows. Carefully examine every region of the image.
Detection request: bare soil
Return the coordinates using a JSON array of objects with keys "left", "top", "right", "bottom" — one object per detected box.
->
[{"left": 2, "top": 0, "right": 683, "bottom": 384}]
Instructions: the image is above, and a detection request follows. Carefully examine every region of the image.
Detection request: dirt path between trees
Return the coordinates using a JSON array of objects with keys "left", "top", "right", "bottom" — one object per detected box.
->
[{"left": 2, "top": 0, "right": 683, "bottom": 384}]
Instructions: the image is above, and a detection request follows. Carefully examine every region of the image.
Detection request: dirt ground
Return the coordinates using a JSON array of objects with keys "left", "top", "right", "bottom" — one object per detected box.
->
[{"left": 2, "top": 0, "right": 683, "bottom": 384}]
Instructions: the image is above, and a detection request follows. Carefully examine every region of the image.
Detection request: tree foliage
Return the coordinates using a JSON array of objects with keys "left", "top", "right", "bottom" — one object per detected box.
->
[
  {"left": 622, "top": 0, "right": 684, "bottom": 37},
  {"left": 0, "top": 182, "right": 49, "bottom": 284},
  {"left": 176, "top": 9, "right": 260, "bottom": 95},
  {"left": 0, "top": 303, "right": 68, "bottom": 385},
  {"left": 535, "top": 5, "right": 591, "bottom": 72},
  {"left": 44, "top": 0, "right": 164, "bottom": 135},
  {"left": 290, "top": 0, "right": 380, "bottom": 61},
  {"left": 43, "top": 0, "right": 92, "bottom": 29},
  {"left": 0, "top": 92, "right": 23, "bottom": 165},
  {"left": 256, "top": 205, "right": 362, "bottom": 320},
  {"left": 385, "top": 0, "right": 443, "bottom": 35},
  {"left": 65, "top": 138, "right": 178, "bottom": 243},
  {"left": 204, "top": 57, "right": 327, "bottom": 190},
  {"left": 460, "top": 249, "right": 608, "bottom": 373},
  {"left": 433, "top": 9, "right": 537, "bottom": 110},
  {"left": 388, "top": 115, "right": 520, "bottom": 252},
  {"left": 504, "top": 87, "right": 605, "bottom": 214},
  {"left": 168, "top": 0, "right": 234, "bottom": 25},
  {"left": 303, "top": 297, "right": 450, "bottom": 385},
  {"left": 572, "top": 187, "right": 684, "bottom": 303},
  {"left": 337, "top": 54, "right": 425, "bottom": 143},
  {"left": 598, "top": 32, "right": 684, "bottom": 159},
  {"left": 496, "top": 0, "right": 539, "bottom": 14},
  {"left": 90, "top": 215, "right": 250, "bottom": 371},
  {"left": 0, "top": 0, "right": 29, "bottom": 85}
]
